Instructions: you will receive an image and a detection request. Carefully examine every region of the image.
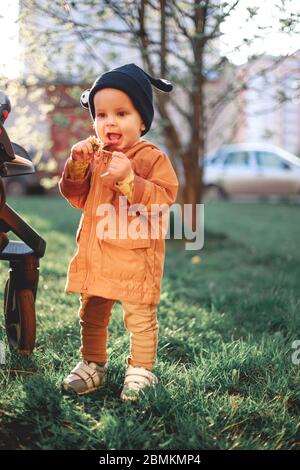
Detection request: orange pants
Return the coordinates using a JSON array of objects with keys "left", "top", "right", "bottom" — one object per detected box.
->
[{"left": 78, "top": 294, "right": 158, "bottom": 371}]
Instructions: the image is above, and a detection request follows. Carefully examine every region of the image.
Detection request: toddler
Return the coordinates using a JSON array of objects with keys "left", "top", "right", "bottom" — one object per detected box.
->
[{"left": 58, "top": 63, "right": 178, "bottom": 401}]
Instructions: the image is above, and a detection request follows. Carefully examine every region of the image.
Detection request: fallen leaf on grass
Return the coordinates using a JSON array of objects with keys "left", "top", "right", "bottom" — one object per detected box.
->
[{"left": 191, "top": 256, "right": 201, "bottom": 264}]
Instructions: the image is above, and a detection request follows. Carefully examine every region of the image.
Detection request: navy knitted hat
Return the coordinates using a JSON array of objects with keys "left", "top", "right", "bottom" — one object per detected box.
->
[{"left": 80, "top": 63, "right": 173, "bottom": 136}]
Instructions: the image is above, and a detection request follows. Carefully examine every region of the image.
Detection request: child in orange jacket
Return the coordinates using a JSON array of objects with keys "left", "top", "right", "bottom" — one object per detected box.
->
[{"left": 58, "top": 63, "right": 178, "bottom": 401}]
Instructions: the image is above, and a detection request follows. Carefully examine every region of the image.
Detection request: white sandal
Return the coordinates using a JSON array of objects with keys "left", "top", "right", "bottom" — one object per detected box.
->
[
  {"left": 120, "top": 365, "right": 158, "bottom": 401},
  {"left": 63, "top": 360, "right": 107, "bottom": 396}
]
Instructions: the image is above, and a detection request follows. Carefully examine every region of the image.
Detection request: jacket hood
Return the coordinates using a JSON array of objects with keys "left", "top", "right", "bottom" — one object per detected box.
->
[{"left": 124, "top": 139, "right": 161, "bottom": 159}]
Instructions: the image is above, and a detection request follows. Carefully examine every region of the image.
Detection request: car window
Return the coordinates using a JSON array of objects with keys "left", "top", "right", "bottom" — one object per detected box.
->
[
  {"left": 256, "top": 151, "right": 288, "bottom": 169},
  {"left": 223, "top": 151, "right": 250, "bottom": 166},
  {"left": 203, "top": 151, "right": 221, "bottom": 165},
  {"left": 208, "top": 155, "right": 219, "bottom": 165}
]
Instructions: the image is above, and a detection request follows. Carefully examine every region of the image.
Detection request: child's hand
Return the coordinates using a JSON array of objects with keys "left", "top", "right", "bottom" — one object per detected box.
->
[
  {"left": 107, "top": 152, "right": 132, "bottom": 181},
  {"left": 70, "top": 139, "right": 94, "bottom": 162}
]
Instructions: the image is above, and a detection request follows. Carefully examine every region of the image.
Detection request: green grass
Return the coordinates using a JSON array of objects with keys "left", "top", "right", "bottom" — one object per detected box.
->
[{"left": 0, "top": 196, "right": 299, "bottom": 450}]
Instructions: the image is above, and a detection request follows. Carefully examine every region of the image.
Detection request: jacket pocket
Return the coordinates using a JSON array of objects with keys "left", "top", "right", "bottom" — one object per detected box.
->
[
  {"left": 102, "top": 233, "right": 151, "bottom": 250},
  {"left": 100, "top": 234, "right": 151, "bottom": 281}
]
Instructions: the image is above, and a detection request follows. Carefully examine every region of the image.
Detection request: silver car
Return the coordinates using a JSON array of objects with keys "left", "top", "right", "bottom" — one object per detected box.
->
[{"left": 203, "top": 143, "right": 300, "bottom": 200}]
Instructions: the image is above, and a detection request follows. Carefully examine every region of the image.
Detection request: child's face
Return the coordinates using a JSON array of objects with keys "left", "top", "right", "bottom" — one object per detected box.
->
[{"left": 94, "top": 88, "right": 146, "bottom": 151}]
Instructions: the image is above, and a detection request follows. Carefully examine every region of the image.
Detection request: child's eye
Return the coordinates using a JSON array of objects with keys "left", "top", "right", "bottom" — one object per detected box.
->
[{"left": 97, "top": 112, "right": 127, "bottom": 118}]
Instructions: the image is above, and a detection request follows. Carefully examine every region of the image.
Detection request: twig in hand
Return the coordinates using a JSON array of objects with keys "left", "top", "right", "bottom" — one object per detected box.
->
[{"left": 88, "top": 135, "right": 102, "bottom": 152}]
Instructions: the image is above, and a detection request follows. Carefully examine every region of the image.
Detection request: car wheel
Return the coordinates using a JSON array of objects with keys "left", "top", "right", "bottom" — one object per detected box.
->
[{"left": 203, "top": 184, "right": 227, "bottom": 201}]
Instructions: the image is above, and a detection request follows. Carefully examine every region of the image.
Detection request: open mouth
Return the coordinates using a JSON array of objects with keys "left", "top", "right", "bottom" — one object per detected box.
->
[{"left": 106, "top": 133, "right": 122, "bottom": 144}]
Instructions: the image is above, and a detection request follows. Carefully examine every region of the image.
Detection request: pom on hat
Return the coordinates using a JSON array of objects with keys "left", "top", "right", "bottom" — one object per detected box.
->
[
  {"left": 80, "top": 63, "right": 173, "bottom": 136},
  {"left": 80, "top": 89, "right": 90, "bottom": 109},
  {"left": 143, "top": 72, "right": 173, "bottom": 93}
]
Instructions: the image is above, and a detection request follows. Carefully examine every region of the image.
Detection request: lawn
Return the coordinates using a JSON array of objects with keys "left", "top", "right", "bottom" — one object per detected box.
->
[{"left": 0, "top": 196, "right": 299, "bottom": 450}]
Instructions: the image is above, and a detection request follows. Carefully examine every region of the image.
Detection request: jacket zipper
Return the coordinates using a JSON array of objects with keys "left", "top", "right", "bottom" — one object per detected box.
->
[{"left": 82, "top": 154, "right": 108, "bottom": 290}]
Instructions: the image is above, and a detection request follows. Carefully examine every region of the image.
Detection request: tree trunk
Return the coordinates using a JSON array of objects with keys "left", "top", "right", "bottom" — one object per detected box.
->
[{"left": 182, "top": 152, "right": 203, "bottom": 232}]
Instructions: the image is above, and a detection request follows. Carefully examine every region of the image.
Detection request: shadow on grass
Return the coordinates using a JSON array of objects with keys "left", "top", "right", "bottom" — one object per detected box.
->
[{"left": 0, "top": 366, "right": 123, "bottom": 450}]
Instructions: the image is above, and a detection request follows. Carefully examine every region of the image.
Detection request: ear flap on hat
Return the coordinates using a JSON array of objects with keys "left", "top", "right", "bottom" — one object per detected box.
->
[
  {"left": 144, "top": 72, "right": 173, "bottom": 92},
  {"left": 80, "top": 89, "right": 90, "bottom": 108}
]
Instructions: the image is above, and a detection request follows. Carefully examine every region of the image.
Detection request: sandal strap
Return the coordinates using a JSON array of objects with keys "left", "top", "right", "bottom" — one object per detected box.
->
[
  {"left": 70, "top": 371, "right": 96, "bottom": 388},
  {"left": 124, "top": 374, "right": 150, "bottom": 386},
  {"left": 68, "top": 361, "right": 100, "bottom": 387},
  {"left": 124, "top": 367, "right": 158, "bottom": 386}
]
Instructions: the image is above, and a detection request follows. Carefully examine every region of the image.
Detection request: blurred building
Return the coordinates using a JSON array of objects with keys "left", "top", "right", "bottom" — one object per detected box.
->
[
  {"left": 233, "top": 53, "right": 300, "bottom": 156},
  {"left": 45, "top": 80, "right": 91, "bottom": 174}
]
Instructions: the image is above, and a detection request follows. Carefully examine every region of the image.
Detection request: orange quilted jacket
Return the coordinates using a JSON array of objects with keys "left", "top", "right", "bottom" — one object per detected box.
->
[{"left": 58, "top": 139, "right": 179, "bottom": 304}]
